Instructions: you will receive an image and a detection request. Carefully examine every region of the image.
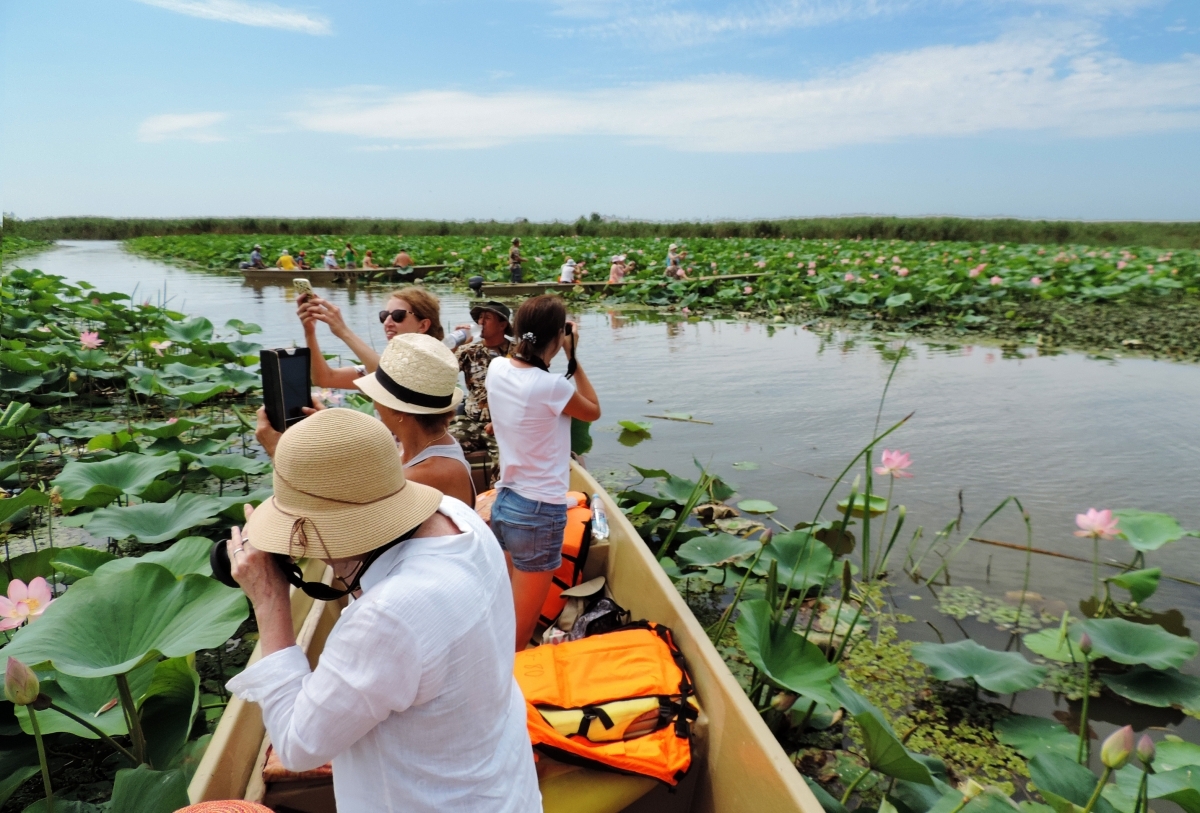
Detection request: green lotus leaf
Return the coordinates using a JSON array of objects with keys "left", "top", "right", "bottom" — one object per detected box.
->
[
  {"left": 0, "top": 764, "right": 40, "bottom": 809},
  {"left": 189, "top": 453, "right": 271, "bottom": 480},
  {"left": 630, "top": 464, "right": 670, "bottom": 480},
  {"left": 735, "top": 599, "right": 839, "bottom": 709},
  {"left": 108, "top": 765, "right": 190, "bottom": 813},
  {"left": 994, "top": 715, "right": 1077, "bottom": 759},
  {"left": 1105, "top": 568, "right": 1161, "bottom": 604},
  {"left": 50, "top": 546, "right": 118, "bottom": 580},
  {"left": 22, "top": 798, "right": 106, "bottom": 811},
  {"left": 1, "top": 562, "right": 247, "bottom": 678},
  {"left": 737, "top": 499, "right": 778, "bottom": 514},
  {"left": 617, "top": 420, "right": 652, "bottom": 434},
  {"left": 657, "top": 474, "right": 701, "bottom": 504},
  {"left": 0, "top": 371, "right": 44, "bottom": 394},
  {"left": 83, "top": 492, "right": 222, "bottom": 544},
  {"left": 227, "top": 340, "right": 263, "bottom": 358},
  {"left": 95, "top": 536, "right": 214, "bottom": 579},
  {"left": 52, "top": 452, "right": 181, "bottom": 510},
  {"left": 1023, "top": 626, "right": 1080, "bottom": 664},
  {"left": 830, "top": 680, "right": 935, "bottom": 785},
  {"left": 1156, "top": 739, "right": 1200, "bottom": 772},
  {"left": 224, "top": 318, "right": 262, "bottom": 336},
  {"left": 138, "top": 657, "right": 200, "bottom": 770},
  {"left": 912, "top": 639, "right": 1046, "bottom": 694},
  {"left": 136, "top": 479, "right": 182, "bottom": 503},
  {"left": 131, "top": 418, "right": 209, "bottom": 439},
  {"left": 1101, "top": 665, "right": 1200, "bottom": 709},
  {"left": 21, "top": 661, "right": 156, "bottom": 738},
  {"left": 215, "top": 488, "right": 273, "bottom": 523},
  {"left": 162, "top": 381, "right": 231, "bottom": 405},
  {"left": 751, "top": 529, "right": 833, "bottom": 593},
  {"left": 0, "top": 489, "right": 50, "bottom": 525},
  {"left": 1113, "top": 510, "right": 1194, "bottom": 552},
  {"left": 1148, "top": 767, "right": 1200, "bottom": 813},
  {"left": 1080, "top": 617, "right": 1199, "bottom": 670},
  {"left": 675, "top": 532, "right": 760, "bottom": 568},
  {"left": 161, "top": 362, "right": 223, "bottom": 381},
  {"left": 836, "top": 493, "right": 888, "bottom": 518},
  {"left": 0, "top": 548, "right": 57, "bottom": 595},
  {"left": 1028, "top": 754, "right": 1116, "bottom": 813},
  {"left": 163, "top": 316, "right": 214, "bottom": 344},
  {"left": 49, "top": 420, "right": 126, "bottom": 440}
]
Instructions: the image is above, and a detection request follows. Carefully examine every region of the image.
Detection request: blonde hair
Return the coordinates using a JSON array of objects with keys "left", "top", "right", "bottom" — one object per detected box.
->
[{"left": 389, "top": 287, "right": 444, "bottom": 341}]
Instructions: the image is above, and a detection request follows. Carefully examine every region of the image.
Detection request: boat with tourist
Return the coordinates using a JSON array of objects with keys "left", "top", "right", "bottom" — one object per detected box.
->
[{"left": 240, "top": 264, "right": 448, "bottom": 285}]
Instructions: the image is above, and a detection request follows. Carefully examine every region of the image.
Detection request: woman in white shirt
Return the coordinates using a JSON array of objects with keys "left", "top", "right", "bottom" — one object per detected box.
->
[
  {"left": 558, "top": 258, "right": 576, "bottom": 283},
  {"left": 485, "top": 295, "right": 601, "bottom": 650},
  {"left": 226, "top": 408, "right": 540, "bottom": 812}
]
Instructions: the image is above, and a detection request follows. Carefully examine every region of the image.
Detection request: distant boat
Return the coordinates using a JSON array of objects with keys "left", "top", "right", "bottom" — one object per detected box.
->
[
  {"left": 476, "top": 272, "right": 767, "bottom": 299},
  {"left": 239, "top": 264, "right": 448, "bottom": 284}
]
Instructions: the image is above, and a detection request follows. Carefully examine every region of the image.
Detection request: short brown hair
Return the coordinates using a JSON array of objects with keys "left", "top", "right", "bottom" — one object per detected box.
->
[{"left": 390, "top": 286, "right": 444, "bottom": 340}]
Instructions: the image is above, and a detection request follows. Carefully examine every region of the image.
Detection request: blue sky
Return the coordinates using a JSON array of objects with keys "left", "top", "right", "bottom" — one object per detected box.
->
[{"left": 1, "top": 0, "right": 1198, "bottom": 221}]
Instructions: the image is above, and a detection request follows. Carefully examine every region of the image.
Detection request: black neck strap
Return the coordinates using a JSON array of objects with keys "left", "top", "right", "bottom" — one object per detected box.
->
[{"left": 374, "top": 367, "right": 453, "bottom": 409}]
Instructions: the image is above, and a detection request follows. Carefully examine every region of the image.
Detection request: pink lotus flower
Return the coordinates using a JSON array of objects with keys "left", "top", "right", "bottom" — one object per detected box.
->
[
  {"left": 870, "top": 273, "right": 879, "bottom": 279},
  {"left": 681, "top": 306, "right": 691, "bottom": 315},
  {"left": 80, "top": 331, "right": 103, "bottom": 349},
  {"left": 1117, "top": 261, "right": 1127, "bottom": 270},
  {"left": 0, "top": 578, "right": 54, "bottom": 631},
  {"left": 990, "top": 276, "right": 1002, "bottom": 285},
  {"left": 1146, "top": 264, "right": 1154, "bottom": 272},
  {"left": 980, "top": 248, "right": 988, "bottom": 255},
  {"left": 744, "top": 285, "right": 753, "bottom": 294},
  {"left": 898, "top": 268, "right": 909, "bottom": 277},
  {"left": 754, "top": 261, "right": 766, "bottom": 269},
  {"left": 874, "top": 449, "right": 913, "bottom": 478},
  {"left": 1030, "top": 277, "right": 1042, "bottom": 286},
  {"left": 786, "top": 251, "right": 794, "bottom": 258},
  {"left": 844, "top": 273, "right": 855, "bottom": 281},
  {"left": 711, "top": 262, "right": 719, "bottom": 269},
  {"left": 892, "top": 256, "right": 901, "bottom": 263},
  {"left": 149, "top": 340, "right": 173, "bottom": 356},
  {"left": 969, "top": 263, "right": 987, "bottom": 278},
  {"left": 1074, "top": 508, "right": 1119, "bottom": 540},
  {"left": 876, "top": 257, "right": 885, "bottom": 264},
  {"left": 807, "top": 269, "right": 816, "bottom": 276},
  {"left": 809, "top": 261, "right": 817, "bottom": 269}
]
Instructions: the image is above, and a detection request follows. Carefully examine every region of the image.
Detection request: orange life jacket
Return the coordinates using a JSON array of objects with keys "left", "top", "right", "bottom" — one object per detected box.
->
[
  {"left": 514, "top": 623, "right": 697, "bottom": 785},
  {"left": 537, "top": 491, "right": 592, "bottom": 630}
]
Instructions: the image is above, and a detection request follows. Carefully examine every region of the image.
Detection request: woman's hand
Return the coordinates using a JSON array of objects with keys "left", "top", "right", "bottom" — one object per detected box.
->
[
  {"left": 303, "top": 296, "right": 351, "bottom": 339},
  {"left": 564, "top": 320, "right": 580, "bottom": 353},
  {"left": 227, "top": 505, "right": 289, "bottom": 610}
]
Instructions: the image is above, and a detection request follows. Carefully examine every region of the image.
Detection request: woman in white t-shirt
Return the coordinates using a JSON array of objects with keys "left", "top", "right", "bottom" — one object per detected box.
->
[{"left": 485, "top": 295, "right": 601, "bottom": 651}]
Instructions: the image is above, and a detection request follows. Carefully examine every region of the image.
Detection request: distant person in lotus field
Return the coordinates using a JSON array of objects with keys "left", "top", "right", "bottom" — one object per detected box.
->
[
  {"left": 277, "top": 249, "right": 296, "bottom": 270},
  {"left": 558, "top": 258, "right": 576, "bottom": 284},
  {"left": 343, "top": 242, "right": 358, "bottom": 269},
  {"left": 608, "top": 255, "right": 626, "bottom": 284},
  {"left": 249, "top": 244, "right": 266, "bottom": 269},
  {"left": 508, "top": 238, "right": 527, "bottom": 283},
  {"left": 324, "top": 249, "right": 339, "bottom": 269},
  {"left": 362, "top": 249, "right": 381, "bottom": 269},
  {"left": 393, "top": 249, "right": 414, "bottom": 269},
  {"left": 295, "top": 250, "right": 310, "bottom": 270}
]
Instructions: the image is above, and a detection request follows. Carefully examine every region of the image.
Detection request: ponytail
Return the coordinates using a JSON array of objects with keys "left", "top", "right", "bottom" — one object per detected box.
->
[{"left": 512, "top": 295, "right": 575, "bottom": 378}]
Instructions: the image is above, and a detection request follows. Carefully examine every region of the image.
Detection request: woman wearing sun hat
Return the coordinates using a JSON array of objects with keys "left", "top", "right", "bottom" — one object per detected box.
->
[
  {"left": 226, "top": 408, "right": 541, "bottom": 813},
  {"left": 354, "top": 333, "right": 475, "bottom": 506}
]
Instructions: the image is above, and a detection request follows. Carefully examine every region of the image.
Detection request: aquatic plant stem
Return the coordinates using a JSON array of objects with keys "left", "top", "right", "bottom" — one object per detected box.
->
[
  {"left": 1135, "top": 766, "right": 1150, "bottom": 813},
  {"left": 1093, "top": 538, "right": 1100, "bottom": 603},
  {"left": 709, "top": 540, "right": 767, "bottom": 645},
  {"left": 44, "top": 701, "right": 138, "bottom": 764},
  {"left": 1081, "top": 767, "right": 1112, "bottom": 813},
  {"left": 1010, "top": 500, "right": 1033, "bottom": 633},
  {"left": 26, "top": 707, "right": 53, "bottom": 809},
  {"left": 840, "top": 767, "right": 870, "bottom": 805},
  {"left": 1077, "top": 654, "right": 1092, "bottom": 764},
  {"left": 115, "top": 673, "right": 147, "bottom": 765},
  {"left": 875, "top": 477, "right": 895, "bottom": 573}
]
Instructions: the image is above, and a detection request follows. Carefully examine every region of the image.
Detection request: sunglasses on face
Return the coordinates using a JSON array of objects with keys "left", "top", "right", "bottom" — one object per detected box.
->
[{"left": 378, "top": 309, "right": 411, "bottom": 324}]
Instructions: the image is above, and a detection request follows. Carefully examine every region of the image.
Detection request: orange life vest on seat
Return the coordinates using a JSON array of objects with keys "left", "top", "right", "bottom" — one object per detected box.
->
[
  {"left": 537, "top": 491, "right": 592, "bottom": 629},
  {"left": 514, "top": 623, "right": 696, "bottom": 785}
]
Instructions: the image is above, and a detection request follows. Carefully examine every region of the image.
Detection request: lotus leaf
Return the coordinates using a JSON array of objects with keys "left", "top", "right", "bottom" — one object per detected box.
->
[
  {"left": 0, "top": 764, "right": 40, "bottom": 808},
  {"left": 215, "top": 488, "right": 273, "bottom": 522},
  {"left": 163, "top": 316, "right": 214, "bottom": 343},
  {"left": 1113, "top": 510, "right": 1195, "bottom": 552},
  {"left": 994, "top": 715, "right": 1077, "bottom": 759},
  {"left": 1080, "top": 617, "right": 1199, "bottom": 670},
  {"left": 658, "top": 557, "right": 683, "bottom": 580},
  {"left": 0, "top": 548, "right": 57, "bottom": 595},
  {"left": 617, "top": 420, "right": 652, "bottom": 434},
  {"left": 737, "top": 499, "right": 778, "bottom": 514},
  {"left": 136, "top": 479, "right": 182, "bottom": 503},
  {"left": 675, "top": 532, "right": 759, "bottom": 568},
  {"left": 0, "top": 489, "right": 50, "bottom": 525},
  {"left": 1147, "top": 767, "right": 1200, "bottom": 813},
  {"left": 630, "top": 464, "right": 670, "bottom": 480},
  {"left": 161, "top": 362, "right": 224, "bottom": 381},
  {"left": 657, "top": 474, "right": 701, "bottom": 504},
  {"left": 912, "top": 639, "right": 1046, "bottom": 694},
  {"left": 2, "top": 562, "right": 247, "bottom": 678},
  {"left": 95, "top": 536, "right": 214, "bottom": 579},
  {"left": 802, "top": 775, "right": 849, "bottom": 813},
  {"left": 224, "top": 318, "right": 262, "bottom": 335},
  {"left": 836, "top": 493, "right": 889, "bottom": 517},
  {"left": 20, "top": 798, "right": 104, "bottom": 811},
  {"left": 0, "top": 371, "right": 44, "bottom": 394},
  {"left": 48, "top": 421, "right": 127, "bottom": 440},
  {"left": 190, "top": 453, "right": 270, "bottom": 480},
  {"left": 138, "top": 657, "right": 200, "bottom": 769},
  {"left": 735, "top": 599, "right": 839, "bottom": 709},
  {"left": 21, "top": 661, "right": 156, "bottom": 739},
  {"left": 1028, "top": 754, "right": 1116, "bottom": 813},
  {"left": 1105, "top": 568, "right": 1161, "bottom": 603},
  {"left": 132, "top": 418, "right": 209, "bottom": 439},
  {"left": 53, "top": 452, "right": 182, "bottom": 509},
  {"left": 163, "top": 381, "right": 231, "bottom": 405},
  {"left": 1156, "top": 739, "right": 1200, "bottom": 772},
  {"left": 1101, "top": 665, "right": 1200, "bottom": 709},
  {"left": 1023, "top": 627, "right": 1079, "bottom": 664},
  {"left": 830, "top": 680, "right": 935, "bottom": 785},
  {"left": 751, "top": 529, "right": 834, "bottom": 593},
  {"left": 83, "top": 492, "right": 222, "bottom": 544},
  {"left": 227, "top": 340, "right": 263, "bottom": 358},
  {"left": 107, "top": 765, "right": 190, "bottom": 813},
  {"left": 50, "top": 546, "right": 118, "bottom": 580}
]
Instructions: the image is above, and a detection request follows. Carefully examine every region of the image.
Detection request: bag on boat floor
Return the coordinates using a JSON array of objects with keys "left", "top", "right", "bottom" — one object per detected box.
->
[{"left": 515, "top": 622, "right": 698, "bottom": 786}]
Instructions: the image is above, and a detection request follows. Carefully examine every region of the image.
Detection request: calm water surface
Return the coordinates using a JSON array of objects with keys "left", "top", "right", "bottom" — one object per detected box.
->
[{"left": 14, "top": 241, "right": 1200, "bottom": 737}]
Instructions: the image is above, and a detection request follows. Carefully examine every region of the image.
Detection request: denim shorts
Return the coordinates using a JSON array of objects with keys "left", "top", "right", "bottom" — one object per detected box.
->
[{"left": 490, "top": 487, "right": 567, "bottom": 573}]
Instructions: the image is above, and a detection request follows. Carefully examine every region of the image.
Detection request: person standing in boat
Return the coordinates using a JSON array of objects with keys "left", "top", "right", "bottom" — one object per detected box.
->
[
  {"left": 558, "top": 258, "right": 576, "bottom": 284},
  {"left": 451, "top": 301, "right": 512, "bottom": 483},
  {"left": 486, "top": 295, "right": 601, "bottom": 650},
  {"left": 323, "top": 249, "right": 339, "bottom": 269},
  {"left": 342, "top": 242, "right": 358, "bottom": 269},
  {"left": 227, "top": 408, "right": 541, "bottom": 813},
  {"left": 298, "top": 286, "right": 444, "bottom": 389},
  {"left": 509, "top": 238, "right": 527, "bottom": 283}
]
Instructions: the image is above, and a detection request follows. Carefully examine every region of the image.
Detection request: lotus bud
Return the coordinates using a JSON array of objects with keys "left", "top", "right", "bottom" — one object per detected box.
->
[
  {"left": 5, "top": 658, "right": 39, "bottom": 706},
  {"left": 1101, "top": 725, "right": 1135, "bottom": 770},
  {"left": 1137, "top": 734, "right": 1156, "bottom": 766},
  {"left": 759, "top": 529, "right": 773, "bottom": 547},
  {"left": 68, "top": 372, "right": 78, "bottom": 383},
  {"left": 1078, "top": 632, "right": 1092, "bottom": 656},
  {"left": 48, "top": 487, "right": 62, "bottom": 508},
  {"left": 958, "top": 779, "right": 985, "bottom": 800},
  {"left": 770, "top": 691, "right": 797, "bottom": 712}
]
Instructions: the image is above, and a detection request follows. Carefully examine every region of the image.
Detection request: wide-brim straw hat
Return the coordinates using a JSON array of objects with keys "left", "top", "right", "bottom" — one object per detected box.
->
[
  {"left": 354, "top": 333, "right": 464, "bottom": 415},
  {"left": 245, "top": 408, "right": 442, "bottom": 559}
]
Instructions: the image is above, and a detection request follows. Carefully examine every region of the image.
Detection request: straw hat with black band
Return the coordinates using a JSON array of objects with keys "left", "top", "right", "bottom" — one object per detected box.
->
[
  {"left": 243, "top": 408, "right": 443, "bottom": 560},
  {"left": 354, "top": 333, "right": 464, "bottom": 415},
  {"left": 469, "top": 300, "right": 511, "bottom": 326}
]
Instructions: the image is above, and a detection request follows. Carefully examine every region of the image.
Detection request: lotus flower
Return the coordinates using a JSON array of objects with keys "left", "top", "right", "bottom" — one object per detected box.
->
[
  {"left": 1118, "top": 261, "right": 1128, "bottom": 269},
  {"left": 4, "top": 658, "right": 40, "bottom": 706},
  {"left": 754, "top": 261, "right": 766, "bottom": 269},
  {"left": 786, "top": 252, "right": 794, "bottom": 258},
  {"left": 844, "top": 273, "right": 855, "bottom": 281},
  {"left": 990, "top": 276, "right": 1003, "bottom": 286},
  {"left": 744, "top": 285, "right": 753, "bottom": 294},
  {"left": 0, "top": 578, "right": 54, "bottom": 630},
  {"left": 874, "top": 449, "right": 913, "bottom": 478},
  {"left": 149, "top": 340, "right": 173, "bottom": 356},
  {"left": 1147, "top": 264, "right": 1154, "bottom": 272},
  {"left": 1074, "top": 508, "right": 1118, "bottom": 540},
  {"left": 1137, "top": 734, "right": 1155, "bottom": 766},
  {"left": 892, "top": 256, "right": 901, "bottom": 263},
  {"left": 969, "top": 263, "right": 987, "bottom": 278},
  {"left": 681, "top": 307, "right": 691, "bottom": 315},
  {"left": 1079, "top": 632, "right": 1093, "bottom": 655},
  {"left": 876, "top": 256, "right": 885, "bottom": 264},
  {"left": 807, "top": 269, "right": 816, "bottom": 276},
  {"left": 899, "top": 268, "right": 910, "bottom": 277},
  {"left": 1101, "top": 725, "right": 1134, "bottom": 770},
  {"left": 79, "top": 331, "right": 103, "bottom": 349},
  {"left": 1030, "top": 277, "right": 1042, "bottom": 286},
  {"left": 809, "top": 261, "right": 817, "bottom": 269}
]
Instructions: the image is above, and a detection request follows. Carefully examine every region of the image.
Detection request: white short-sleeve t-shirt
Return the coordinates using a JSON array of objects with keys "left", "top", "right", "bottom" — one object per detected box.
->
[{"left": 485, "top": 357, "right": 576, "bottom": 504}]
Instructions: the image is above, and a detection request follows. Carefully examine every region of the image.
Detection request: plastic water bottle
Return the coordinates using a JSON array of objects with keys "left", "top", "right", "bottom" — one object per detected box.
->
[
  {"left": 591, "top": 494, "right": 610, "bottom": 540},
  {"left": 446, "top": 328, "right": 471, "bottom": 349}
]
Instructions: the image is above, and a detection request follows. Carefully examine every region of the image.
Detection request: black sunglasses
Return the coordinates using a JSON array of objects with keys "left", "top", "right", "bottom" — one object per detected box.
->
[{"left": 378, "top": 309, "right": 411, "bottom": 324}]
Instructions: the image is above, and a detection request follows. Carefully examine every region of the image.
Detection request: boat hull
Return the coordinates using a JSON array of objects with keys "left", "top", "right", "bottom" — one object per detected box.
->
[
  {"left": 477, "top": 273, "right": 766, "bottom": 299},
  {"left": 239, "top": 265, "right": 446, "bottom": 285}
]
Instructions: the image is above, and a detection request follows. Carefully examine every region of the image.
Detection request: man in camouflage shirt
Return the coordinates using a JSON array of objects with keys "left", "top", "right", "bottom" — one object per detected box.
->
[{"left": 451, "top": 301, "right": 512, "bottom": 482}]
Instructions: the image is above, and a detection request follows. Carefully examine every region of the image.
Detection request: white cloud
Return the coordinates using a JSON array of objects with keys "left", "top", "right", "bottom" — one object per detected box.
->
[
  {"left": 290, "top": 30, "right": 1200, "bottom": 152},
  {"left": 134, "top": 0, "right": 331, "bottom": 35},
  {"left": 138, "top": 112, "right": 229, "bottom": 142}
]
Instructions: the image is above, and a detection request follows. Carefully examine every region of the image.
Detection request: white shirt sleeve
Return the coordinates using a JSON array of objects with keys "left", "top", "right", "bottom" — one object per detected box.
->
[
  {"left": 547, "top": 375, "right": 575, "bottom": 416},
  {"left": 227, "top": 595, "right": 424, "bottom": 772}
]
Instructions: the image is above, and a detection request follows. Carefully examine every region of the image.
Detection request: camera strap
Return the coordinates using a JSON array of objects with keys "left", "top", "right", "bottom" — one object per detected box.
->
[{"left": 280, "top": 524, "right": 422, "bottom": 601}]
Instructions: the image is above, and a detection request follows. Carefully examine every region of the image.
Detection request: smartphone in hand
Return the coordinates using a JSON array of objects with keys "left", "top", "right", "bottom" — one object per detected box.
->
[
  {"left": 294, "top": 278, "right": 314, "bottom": 302},
  {"left": 261, "top": 348, "right": 312, "bottom": 432}
]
